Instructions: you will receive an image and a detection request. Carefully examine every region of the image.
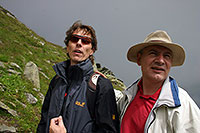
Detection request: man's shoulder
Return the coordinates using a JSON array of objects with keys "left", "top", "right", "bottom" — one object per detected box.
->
[{"left": 178, "top": 87, "right": 196, "bottom": 103}]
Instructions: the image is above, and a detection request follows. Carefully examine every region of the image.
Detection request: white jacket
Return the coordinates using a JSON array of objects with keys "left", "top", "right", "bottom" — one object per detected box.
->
[{"left": 117, "top": 77, "right": 200, "bottom": 133}]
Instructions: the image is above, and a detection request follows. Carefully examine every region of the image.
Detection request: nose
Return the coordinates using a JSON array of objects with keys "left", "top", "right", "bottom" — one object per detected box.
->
[
  {"left": 76, "top": 39, "right": 82, "bottom": 47},
  {"left": 155, "top": 55, "right": 165, "bottom": 65}
]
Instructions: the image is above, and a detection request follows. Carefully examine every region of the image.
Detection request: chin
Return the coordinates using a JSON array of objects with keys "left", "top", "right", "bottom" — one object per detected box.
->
[
  {"left": 71, "top": 57, "right": 82, "bottom": 62},
  {"left": 152, "top": 74, "right": 166, "bottom": 82}
]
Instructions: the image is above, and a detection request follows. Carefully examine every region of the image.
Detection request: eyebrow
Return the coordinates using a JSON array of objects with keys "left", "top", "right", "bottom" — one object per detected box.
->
[
  {"left": 147, "top": 49, "right": 157, "bottom": 53},
  {"left": 148, "top": 49, "right": 173, "bottom": 55}
]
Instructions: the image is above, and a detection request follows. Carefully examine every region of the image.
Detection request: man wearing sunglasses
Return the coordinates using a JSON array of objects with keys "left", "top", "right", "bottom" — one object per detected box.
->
[{"left": 37, "top": 20, "right": 119, "bottom": 133}]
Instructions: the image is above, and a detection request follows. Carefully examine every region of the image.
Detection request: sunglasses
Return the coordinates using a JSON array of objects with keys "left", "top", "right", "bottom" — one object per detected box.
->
[{"left": 69, "top": 34, "right": 93, "bottom": 45}]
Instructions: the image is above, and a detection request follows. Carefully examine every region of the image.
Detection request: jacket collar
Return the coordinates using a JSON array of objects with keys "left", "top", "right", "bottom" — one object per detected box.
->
[
  {"left": 157, "top": 77, "right": 181, "bottom": 107},
  {"left": 53, "top": 59, "right": 94, "bottom": 80},
  {"left": 125, "top": 76, "right": 181, "bottom": 107}
]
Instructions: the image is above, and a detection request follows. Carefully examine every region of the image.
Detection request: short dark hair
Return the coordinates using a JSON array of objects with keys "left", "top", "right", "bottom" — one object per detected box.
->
[{"left": 64, "top": 20, "right": 97, "bottom": 64}]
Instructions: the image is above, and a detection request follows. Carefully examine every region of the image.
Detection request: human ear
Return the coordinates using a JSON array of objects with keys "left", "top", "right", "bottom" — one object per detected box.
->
[
  {"left": 89, "top": 48, "right": 94, "bottom": 56},
  {"left": 137, "top": 53, "right": 141, "bottom": 66}
]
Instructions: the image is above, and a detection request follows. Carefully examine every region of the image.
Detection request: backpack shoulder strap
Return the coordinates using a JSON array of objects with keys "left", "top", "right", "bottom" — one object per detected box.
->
[
  {"left": 88, "top": 72, "right": 101, "bottom": 91},
  {"left": 86, "top": 71, "right": 104, "bottom": 119}
]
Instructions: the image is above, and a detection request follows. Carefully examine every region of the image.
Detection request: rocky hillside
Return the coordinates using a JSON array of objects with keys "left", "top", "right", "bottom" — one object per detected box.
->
[{"left": 0, "top": 5, "right": 125, "bottom": 132}]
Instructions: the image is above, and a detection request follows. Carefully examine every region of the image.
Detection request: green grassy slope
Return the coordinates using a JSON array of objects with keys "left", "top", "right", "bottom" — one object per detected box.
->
[{"left": 0, "top": 5, "right": 67, "bottom": 132}]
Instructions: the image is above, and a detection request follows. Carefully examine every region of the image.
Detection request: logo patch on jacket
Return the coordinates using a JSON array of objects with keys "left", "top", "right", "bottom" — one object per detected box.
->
[
  {"left": 75, "top": 101, "right": 85, "bottom": 107},
  {"left": 112, "top": 114, "right": 116, "bottom": 120}
]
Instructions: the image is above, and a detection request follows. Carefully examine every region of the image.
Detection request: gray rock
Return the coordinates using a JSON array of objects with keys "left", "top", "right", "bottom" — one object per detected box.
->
[
  {"left": 29, "top": 51, "right": 33, "bottom": 55},
  {"left": 13, "top": 40, "right": 19, "bottom": 44},
  {"left": 24, "top": 61, "right": 40, "bottom": 88},
  {"left": 39, "top": 71, "right": 49, "bottom": 80},
  {"left": 8, "top": 101, "right": 16, "bottom": 108},
  {"left": 15, "top": 99, "right": 27, "bottom": 108},
  {"left": 6, "top": 12, "right": 16, "bottom": 19},
  {"left": 0, "top": 87, "right": 4, "bottom": 92},
  {"left": 38, "top": 41, "right": 45, "bottom": 46},
  {"left": 7, "top": 69, "right": 21, "bottom": 75},
  {"left": 0, "top": 61, "right": 5, "bottom": 68},
  {"left": 45, "top": 60, "right": 51, "bottom": 64},
  {"left": 33, "top": 87, "right": 40, "bottom": 92},
  {"left": 38, "top": 92, "right": 45, "bottom": 104},
  {"left": 0, "top": 124, "right": 16, "bottom": 133},
  {"left": 53, "top": 51, "right": 59, "bottom": 55},
  {"left": 10, "top": 62, "right": 22, "bottom": 71},
  {"left": 0, "top": 101, "right": 18, "bottom": 117},
  {"left": 25, "top": 93, "right": 38, "bottom": 104},
  {"left": 0, "top": 82, "right": 5, "bottom": 92}
]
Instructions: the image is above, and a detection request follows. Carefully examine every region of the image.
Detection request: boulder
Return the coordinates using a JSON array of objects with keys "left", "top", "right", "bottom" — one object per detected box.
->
[{"left": 24, "top": 61, "right": 40, "bottom": 88}]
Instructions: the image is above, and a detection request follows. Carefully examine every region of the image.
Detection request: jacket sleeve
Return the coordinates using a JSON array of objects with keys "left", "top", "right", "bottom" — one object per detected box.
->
[
  {"left": 94, "top": 77, "right": 120, "bottom": 133},
  {"left": 37, "top": 76, "right": 56, "bottom": 133}
]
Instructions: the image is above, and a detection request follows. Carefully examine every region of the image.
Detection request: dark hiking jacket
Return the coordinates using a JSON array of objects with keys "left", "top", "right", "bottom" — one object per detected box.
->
[{"left": 37, "top": 59, "right": 119, "bottom": 133}]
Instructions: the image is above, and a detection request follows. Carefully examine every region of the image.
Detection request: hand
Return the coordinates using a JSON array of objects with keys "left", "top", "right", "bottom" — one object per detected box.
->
[{"left": 49, "top": 116, "right": 67, "bottom": 133}]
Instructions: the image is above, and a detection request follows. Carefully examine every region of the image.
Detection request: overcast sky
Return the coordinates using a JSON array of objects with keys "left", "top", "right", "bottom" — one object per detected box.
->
[{"left": 0, "top": 0, "right": 199, "bottom": 106}]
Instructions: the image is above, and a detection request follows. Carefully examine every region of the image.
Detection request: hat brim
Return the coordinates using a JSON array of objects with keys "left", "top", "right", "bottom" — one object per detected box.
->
[{"left": 127, "top": 42, "right": 185, "bottom": 66}]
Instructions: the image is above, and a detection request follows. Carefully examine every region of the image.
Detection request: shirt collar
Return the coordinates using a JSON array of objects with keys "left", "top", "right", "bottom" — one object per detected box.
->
[{"left": 137, "top": 79, "right": 161, "bottom": 101}]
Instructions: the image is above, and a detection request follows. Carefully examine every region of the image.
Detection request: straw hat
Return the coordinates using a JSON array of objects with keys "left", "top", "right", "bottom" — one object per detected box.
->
[{"left": 127, "top": 30, "right": 185, "bottom": 66}]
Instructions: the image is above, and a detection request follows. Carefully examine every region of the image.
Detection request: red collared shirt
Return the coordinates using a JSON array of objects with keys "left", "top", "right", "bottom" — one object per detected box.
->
[{"left": 121, "top": 80, "right": 161, "bottom": 133}]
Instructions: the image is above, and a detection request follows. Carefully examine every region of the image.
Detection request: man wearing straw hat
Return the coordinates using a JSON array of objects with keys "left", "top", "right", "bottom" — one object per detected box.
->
[{"left": 117, "top": 30, "right": 200, "bottom": 133}]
